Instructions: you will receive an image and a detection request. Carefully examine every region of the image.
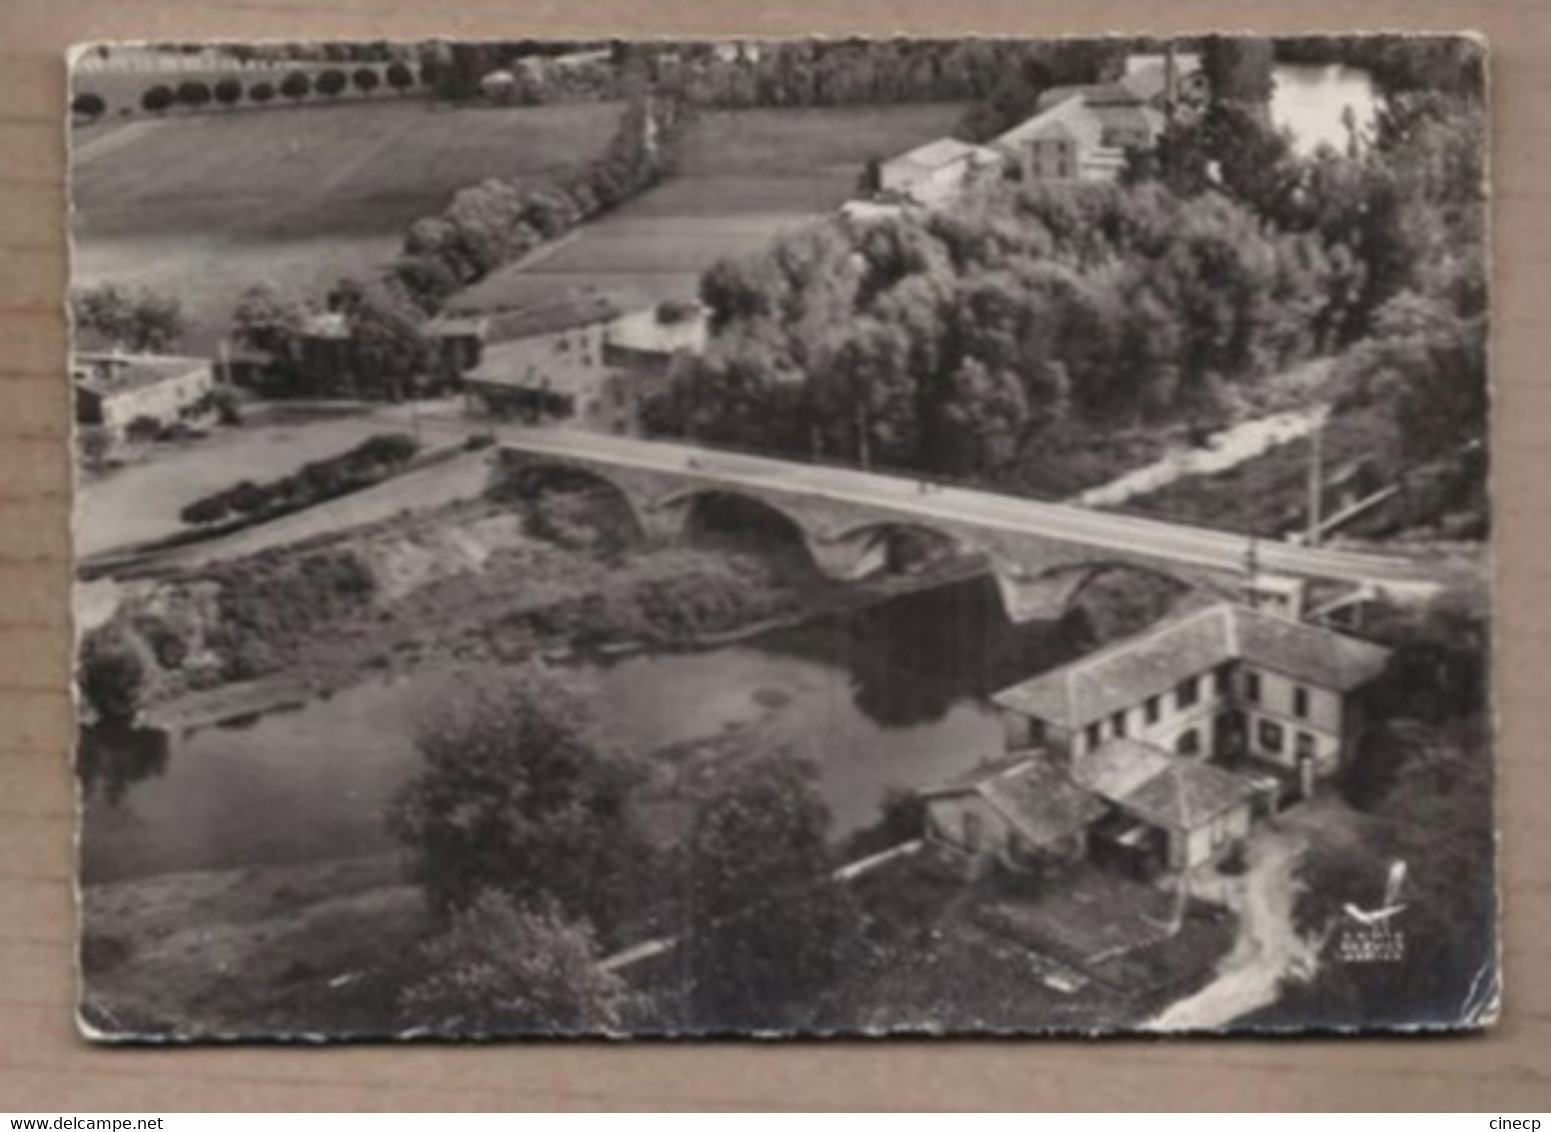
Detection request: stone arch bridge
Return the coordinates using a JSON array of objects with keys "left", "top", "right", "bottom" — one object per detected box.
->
[{"left": 493, "top": 432, "right": 1447, "bottom": 624}]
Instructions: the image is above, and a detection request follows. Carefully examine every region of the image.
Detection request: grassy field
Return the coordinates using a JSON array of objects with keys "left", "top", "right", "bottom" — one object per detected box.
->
[
  {"left": 70, "top": 99, "right": 623, "bottom": 351},
  {"left": 447, "top": 102, "right": 966, "bottom": 314}
]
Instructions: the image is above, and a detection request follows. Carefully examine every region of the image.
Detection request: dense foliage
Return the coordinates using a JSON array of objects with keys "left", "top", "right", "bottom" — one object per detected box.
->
[
  {"left": 399, "top": 892, "right": 624, "bottom": 1034},
  {"left": 389, "top": 665, "right": 652, "bottom": 942},
  {"left": 647, "top": 82, "right": 1486, "bottom": 499},
  {"left": 677, "top": 754, "right": 860, "bottom": 1030},
  {"left": 72, "top": 283, "right": 186, "bottom": 353}
]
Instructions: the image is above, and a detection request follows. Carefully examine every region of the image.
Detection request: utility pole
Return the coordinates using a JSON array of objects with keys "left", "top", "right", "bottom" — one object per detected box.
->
[
  {"left": 1243, "top": 536, "right": 1260, "bottom": 609},
  {"left": 1306, "top": 421, "right": 1324, "bottom": 548},
  {"left": 855, "top": 397, "right": 871, "bottom": 471}
]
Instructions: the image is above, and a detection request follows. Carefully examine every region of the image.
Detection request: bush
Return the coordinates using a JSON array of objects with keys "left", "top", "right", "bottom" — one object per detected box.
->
[
  {"left": 71, "top": 92, "right": 106, "bottom": 121},
  {"left": 141, "top": 85, "right": 174, "bottom": 114},
  {"left": 180, "top": 493, "right": 231, "bottom": 526},
  {"left": 79, "top": 627, "right": 145, "bottom": 724},
  {"left": 175, "top": 80, "right": 212, "bottom": 110},
  {"left": 352, "top": 67, "right": 380, "bottom": 95},
  {"left": 249, "top": 80, "right": 276, "bottom": 104},
  {"left": 211, "top": 385, "right": 244, "bottom": 426},
  {"left": 279, "top": 71, "right": 311, "bottom": 101},
  {"left": 214, "top": 77, "right": 243, "bottom": 107},
  {"left": 316, "top": 68, "right": 348, "bottom": 98}
]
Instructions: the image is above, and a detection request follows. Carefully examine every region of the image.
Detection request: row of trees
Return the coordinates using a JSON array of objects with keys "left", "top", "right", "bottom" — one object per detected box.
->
[
  {"left": 215, "top": 81, "right": 687, "bottom": 401},
  {"left": 71, "top": 63, "right": 419, "bottom": 121},
  {"left": 178, "top": 432, "right": 419, "bottom": 527},
  {"left": 390, "top": 86, "right": 691, "bottom": 313},
  {"left": 390, "top": 665, "right": 859, "bottom": 1033}
]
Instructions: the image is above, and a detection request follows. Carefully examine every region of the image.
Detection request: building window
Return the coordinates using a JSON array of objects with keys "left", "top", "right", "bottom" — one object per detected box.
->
[
  {"left": 1085, "top": 721, "right": 1102, "bottom": 751},
  {"left": 1176, "top": 728, "right": 1201, "bottom": 756},
  {"left": 1144, "top": 695, "right": 1160, "bottom": 725},
  {"left": 1176, "top": 675, "right": 1199, "bottom": 710},
  {"left": 1244, "top": 671, "right": 1261, "bottom": 704},
  {"left": 1258, "top": 719, "right": 1285, "bottom": 754},
  {"left": 1293, "top": 685, "right": 1310, "bottom": 719},
  {"left": 1295, "top": 731, "right": 1317, "bottom": 760},
  {"left": 1111, "top": 710, "right": 1127, "bottom": 738},
  {"left": 1215, "top": 663, "right": 1233, "bottom": 696}
]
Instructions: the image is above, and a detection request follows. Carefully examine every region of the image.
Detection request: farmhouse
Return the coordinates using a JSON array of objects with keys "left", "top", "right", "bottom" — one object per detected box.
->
[
  {"left": 73, "top": 352, "right": 215, "bottom": 439},
  {"left": 603, "top": 301, "right": 708, "bottom": 374},
  {"left": 874, "top": 137, "right": 1002, "bottom": 208},
  {"left": 921, "top": 755, "right": 1105, "bottom": 877},
  {"left": 990, "top": 51, "right": 1204, "bottom": 184},
  {"left": 924, "top": 601, "right": 1392, "bottom": 877}
]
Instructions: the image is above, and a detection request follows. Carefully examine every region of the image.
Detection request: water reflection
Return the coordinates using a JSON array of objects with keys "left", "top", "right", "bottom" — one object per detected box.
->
[{"left": 77, "top": 723, "right": 171, "bottom": 805}]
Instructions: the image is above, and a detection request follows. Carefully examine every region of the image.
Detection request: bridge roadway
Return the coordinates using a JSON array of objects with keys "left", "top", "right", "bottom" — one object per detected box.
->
[{"left": 497, "top": 427, "right": 1453, "bottom": 591}]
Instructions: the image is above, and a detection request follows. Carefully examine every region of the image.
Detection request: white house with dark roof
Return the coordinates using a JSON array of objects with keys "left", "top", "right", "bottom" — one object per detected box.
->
[
  {"left": 923, "top": 601, "right": 1393, "bottom": 877},
  {"left": 876, "top": 136, "right": 1002, "bottom": 207},
  {"left": 72, "top": 352, "right": 215, "bottom": 439},
  {"left": 994, "top": 601, "right": 1391, "bottom": 781}
]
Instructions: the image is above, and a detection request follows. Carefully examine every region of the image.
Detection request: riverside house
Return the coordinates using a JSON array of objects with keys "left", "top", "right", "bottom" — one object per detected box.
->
[{"left": 925, "top": 601, "right": 1392, "bottom": 877}]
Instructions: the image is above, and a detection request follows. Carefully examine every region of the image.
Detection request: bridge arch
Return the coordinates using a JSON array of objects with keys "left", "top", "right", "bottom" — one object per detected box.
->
[
  {"left": 491, "top": 461, "right": 649, "bottom": 546},
  {"left": 816, "top": 519, "right": 983, "bottom": 580},
  {"left": 664, "top": 488, "right": 823, "bottom": 573}
]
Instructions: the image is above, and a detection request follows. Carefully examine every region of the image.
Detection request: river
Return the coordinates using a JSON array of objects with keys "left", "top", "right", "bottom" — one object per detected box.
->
[
  {"left": 1270, "top": 62, "right": 1380, "bottom": 157},
  {"left": 79, "top": 576, "right": 1082, "bottom": 886}
]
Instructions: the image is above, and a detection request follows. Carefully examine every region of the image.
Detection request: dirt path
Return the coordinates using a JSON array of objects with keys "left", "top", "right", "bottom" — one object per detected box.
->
[{"left": 1146, "top": 826, "right": 1316, "bottom": 1031}]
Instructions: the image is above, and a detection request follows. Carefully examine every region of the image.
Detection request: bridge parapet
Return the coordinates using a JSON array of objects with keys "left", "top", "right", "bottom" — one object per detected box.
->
[{"left": 494, "top": 442, "right": 1247, "bottom": 622}]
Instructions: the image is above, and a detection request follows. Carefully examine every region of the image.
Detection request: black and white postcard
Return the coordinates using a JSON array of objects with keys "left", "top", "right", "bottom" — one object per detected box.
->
[{"left": 69, "top": 35, "right": 1494, "bottom": 1040}]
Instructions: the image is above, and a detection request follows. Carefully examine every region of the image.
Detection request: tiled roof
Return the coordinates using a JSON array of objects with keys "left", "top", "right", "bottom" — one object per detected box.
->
[
  {"left": 1114, "top": 754, "right": 1256, "bottom": 831},
  {"left": 922, "top": 755, "right": 1105, "bottom": 848},
  {"left": 73, "top": 353, "right": 210, "bottom": 398},
  {"left": 1070, "top": 738, "right": 1174, "bottom": 800},
  {"left": 1234, "top": 605, "right": 1393, "bottom": 692},
  {"left": 1090, "top": 102, "right": 1166, "bottom": 137},
  {"left": 886, "top": 137, "right": 999, "bottom": 172},
  {"left": 464, "top": 337, "right": 614, "bottom": 399},
  {"left": 992, "top": 602, "right": 1392, "bottom": 730},
  {"left": 1074, "top": 737, "right": 1255, "bottom": 830}
]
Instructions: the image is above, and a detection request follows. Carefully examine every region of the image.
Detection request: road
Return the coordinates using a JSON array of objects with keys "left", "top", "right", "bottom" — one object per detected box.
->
[
  {"left": 491, "top": 426, "right": 1457, "bottom": 591},
  {"left": 1146, "top": 827, "right": 1316, "bottom": 1031}
]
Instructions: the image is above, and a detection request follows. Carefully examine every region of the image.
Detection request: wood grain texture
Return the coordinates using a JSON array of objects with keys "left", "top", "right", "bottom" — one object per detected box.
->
[{"left": 2, "top": 0, "right": 1546, "bottom": 1112}]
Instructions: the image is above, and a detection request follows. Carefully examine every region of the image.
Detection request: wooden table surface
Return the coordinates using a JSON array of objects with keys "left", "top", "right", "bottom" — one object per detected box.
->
[{"left": 3, "top": 0, "right": 1548, "bottom": 1112}]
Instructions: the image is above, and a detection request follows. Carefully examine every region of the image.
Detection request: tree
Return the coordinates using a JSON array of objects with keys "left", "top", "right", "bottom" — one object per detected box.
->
[
  {"left": 279, "top": 70, "right": 311, "bottom": 102},
  {"left": 352, "top": 66, "right": 381, "bottom": 95},
  {"left": 79, "top": 627, "right": 146, "bottom": 725},
  {"left": 72, "top": 284, "right": 186, "bottom": 353},
  {"left": 386, "top": 60, "right": 415, "bottom": 95},
  {"left": 249, "top": 80, "right": 276, "bottom": 105},
  {"left": 140, "top": 85, "right": 174, "bottom": 114},
  {"left": 316, "top": 68, "right": 348, "bottom": 98},
  {"left": 679, "top": 754, "right": 860, "bottom": 1030},
  {"left": 399, "top": 892, "right": 624, "bottom": 1035},
  {"left": 71, "top": 92, "right": 106, "bottom": 121},
  {"left": 213, "top": 77, "right": 243, "bottom": 108},
  {"left": 388, "top": 664, "right": 651, "bottom": 940},
  {"left": 328, "top": 276, "right": 429, "bottom": 399},
  {"left": 175, "top": 80, "right": 212, "bottom": 111},
  {"left": 231, "top": 281, "right": 307, "bottom": 358}
]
